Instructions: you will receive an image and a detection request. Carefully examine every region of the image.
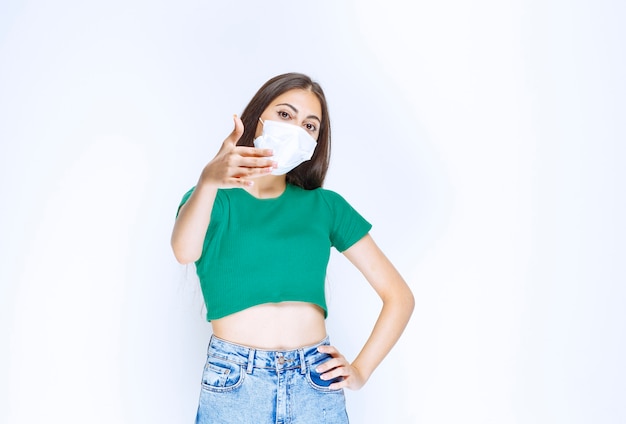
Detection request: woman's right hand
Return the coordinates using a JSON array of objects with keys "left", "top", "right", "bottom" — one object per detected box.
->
[
  {"left": 200, "top": 114, "right": 276, "bottom": 188},
  {"left": 172, "top": 115, "right": 275, "bottom": 264}
]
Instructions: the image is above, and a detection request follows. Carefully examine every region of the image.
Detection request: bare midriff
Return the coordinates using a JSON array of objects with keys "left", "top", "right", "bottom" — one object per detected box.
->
[{"left": 210, "top": 302, "right": 327, "bottom": 350}]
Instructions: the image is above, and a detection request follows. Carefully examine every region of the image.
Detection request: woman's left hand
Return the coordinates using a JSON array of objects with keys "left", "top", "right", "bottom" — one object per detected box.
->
[{"left": 316, "top": 345, "right": 367, "bottom": 391}]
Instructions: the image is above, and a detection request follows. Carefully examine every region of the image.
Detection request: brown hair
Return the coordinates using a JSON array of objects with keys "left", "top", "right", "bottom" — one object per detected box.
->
[{"left": 238, "top": 72, "right": 331, "bottom": 190}]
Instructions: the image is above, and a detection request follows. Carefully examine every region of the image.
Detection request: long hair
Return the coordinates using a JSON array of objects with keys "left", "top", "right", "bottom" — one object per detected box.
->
[{"left": 238, "top": 72, "right": 331, "bottom": 190}]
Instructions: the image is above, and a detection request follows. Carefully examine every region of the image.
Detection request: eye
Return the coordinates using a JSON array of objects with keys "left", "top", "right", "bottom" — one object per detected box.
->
[
  {"left": 277, "top": 110, "right": 291, "bottom": 120},
  {"left": 304, "top": 122, "right": 317, "bottom": 133}
]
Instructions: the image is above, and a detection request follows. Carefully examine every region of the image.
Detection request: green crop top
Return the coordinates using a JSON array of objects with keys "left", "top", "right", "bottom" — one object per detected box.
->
[{"left": 177, "top": 184, "right": 372, "bottom": 321}]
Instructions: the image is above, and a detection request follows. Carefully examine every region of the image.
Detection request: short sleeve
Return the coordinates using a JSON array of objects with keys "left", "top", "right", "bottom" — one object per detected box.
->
[
  {"left": 322, "top": 190, "right": 372, "bottom": 252},
  {"left": 176, "top": 187, "right": 196, "bottom": 217},
  {"left": 176, "top": 186, "right": 226, "bottom": 229}
]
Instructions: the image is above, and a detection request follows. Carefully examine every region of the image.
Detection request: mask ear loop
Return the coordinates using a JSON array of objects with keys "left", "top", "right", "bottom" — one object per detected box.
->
[{"left": 258, "top": 117, "right": 264, "bottom": 125}]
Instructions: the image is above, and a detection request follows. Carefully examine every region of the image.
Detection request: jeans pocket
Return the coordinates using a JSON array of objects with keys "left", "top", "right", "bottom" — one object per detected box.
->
[
  {"left": 200, "top": 356, "right": 245, "bottom": 393},
  {"left": 305, "top": 355, "right": 344, "bottom": 392}
]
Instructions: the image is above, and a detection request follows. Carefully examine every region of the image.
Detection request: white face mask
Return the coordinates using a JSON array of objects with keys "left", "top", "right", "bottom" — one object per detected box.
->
[{"left": 253, "top": 119, "right": 318, "bottom": 175}]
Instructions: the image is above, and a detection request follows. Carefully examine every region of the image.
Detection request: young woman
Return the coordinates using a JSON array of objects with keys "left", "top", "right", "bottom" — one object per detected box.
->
[{"left": 171, "top": 72, "right": 414, "bottom": 423}]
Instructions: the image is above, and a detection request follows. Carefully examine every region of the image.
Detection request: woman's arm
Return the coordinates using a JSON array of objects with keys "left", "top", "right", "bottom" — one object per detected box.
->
[
  {"left": 171, "top": 183, "right": 219, "bottom": 264},
  {"left": 170, "top": 115, "right": 276, "bottom": 264},
  {"left": 317, "top": 233, "right": 415, "bottom": 390}
]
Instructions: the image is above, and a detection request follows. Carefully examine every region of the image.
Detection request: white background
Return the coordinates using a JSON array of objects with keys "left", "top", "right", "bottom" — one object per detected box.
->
[{"left": 1, "top": 0, "right": 624, "bottom": 423}]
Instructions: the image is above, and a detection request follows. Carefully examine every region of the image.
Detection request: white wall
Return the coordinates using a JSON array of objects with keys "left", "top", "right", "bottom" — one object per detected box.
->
[{"left": 1, "top": 1, "right": 624, "bottom": 423}]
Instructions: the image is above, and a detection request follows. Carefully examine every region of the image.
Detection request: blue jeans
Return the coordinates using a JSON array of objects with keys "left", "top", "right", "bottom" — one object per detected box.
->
[{"left": 195, "top": 335, "right": 349, "bottom": 423}]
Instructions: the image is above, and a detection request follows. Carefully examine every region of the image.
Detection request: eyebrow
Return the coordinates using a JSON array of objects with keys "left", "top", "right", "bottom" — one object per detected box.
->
[{"left": 276, "top": 103, "right": 321, "bottom": 123}]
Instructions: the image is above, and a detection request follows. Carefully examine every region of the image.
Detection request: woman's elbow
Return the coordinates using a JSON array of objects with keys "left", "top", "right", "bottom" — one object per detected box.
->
[
  {"left": 381, "top": 281, "right": 415, "bottom": 314},
  {"left": 405, "top": 288, "right": 416, "bottom": 315},
  {"left": 394, "top": 283, "right": 415, "bottom": 317}
]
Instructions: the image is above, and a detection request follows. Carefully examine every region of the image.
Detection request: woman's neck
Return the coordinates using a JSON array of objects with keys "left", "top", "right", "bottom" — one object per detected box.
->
[{"left": 245, "top": 175, "right": 287, "bottom": 199}]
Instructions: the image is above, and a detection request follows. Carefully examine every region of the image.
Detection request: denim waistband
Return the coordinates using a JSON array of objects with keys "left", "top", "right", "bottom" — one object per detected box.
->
[{"left": 207, "top": 335, "right": 330, "bottom": 375}]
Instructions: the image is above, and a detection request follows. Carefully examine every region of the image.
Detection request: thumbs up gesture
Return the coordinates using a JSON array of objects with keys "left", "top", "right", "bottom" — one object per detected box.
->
[{"left": 200, "top": 115, "right": 277, "bottom": 188}]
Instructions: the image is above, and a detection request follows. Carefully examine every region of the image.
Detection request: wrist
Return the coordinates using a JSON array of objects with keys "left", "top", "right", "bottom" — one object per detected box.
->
[
  {"left": 350, "top": 363, "right": 371, "bottom": 386},
  {"left": 197, "top": 168, "right": 221, "bottom": 190}
]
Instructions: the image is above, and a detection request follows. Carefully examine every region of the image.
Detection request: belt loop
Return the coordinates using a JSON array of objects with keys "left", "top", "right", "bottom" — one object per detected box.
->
[
  {"left": 247, "top": 348, "right": 255, "bottom": 374},
  {"left": 207, "top": 335, "right": 214, "bottom": 354},
  {"left": 299, "top": 348, "right": 306, "bottom": 375}
]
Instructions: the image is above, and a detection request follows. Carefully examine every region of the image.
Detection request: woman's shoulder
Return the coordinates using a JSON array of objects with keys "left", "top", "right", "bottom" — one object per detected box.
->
[
  {"left": 287, "top": 185, "right": 354, "bottom": 211},
  {"left": 288, "top": 184, "right": 343, "bottom": 199}
]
